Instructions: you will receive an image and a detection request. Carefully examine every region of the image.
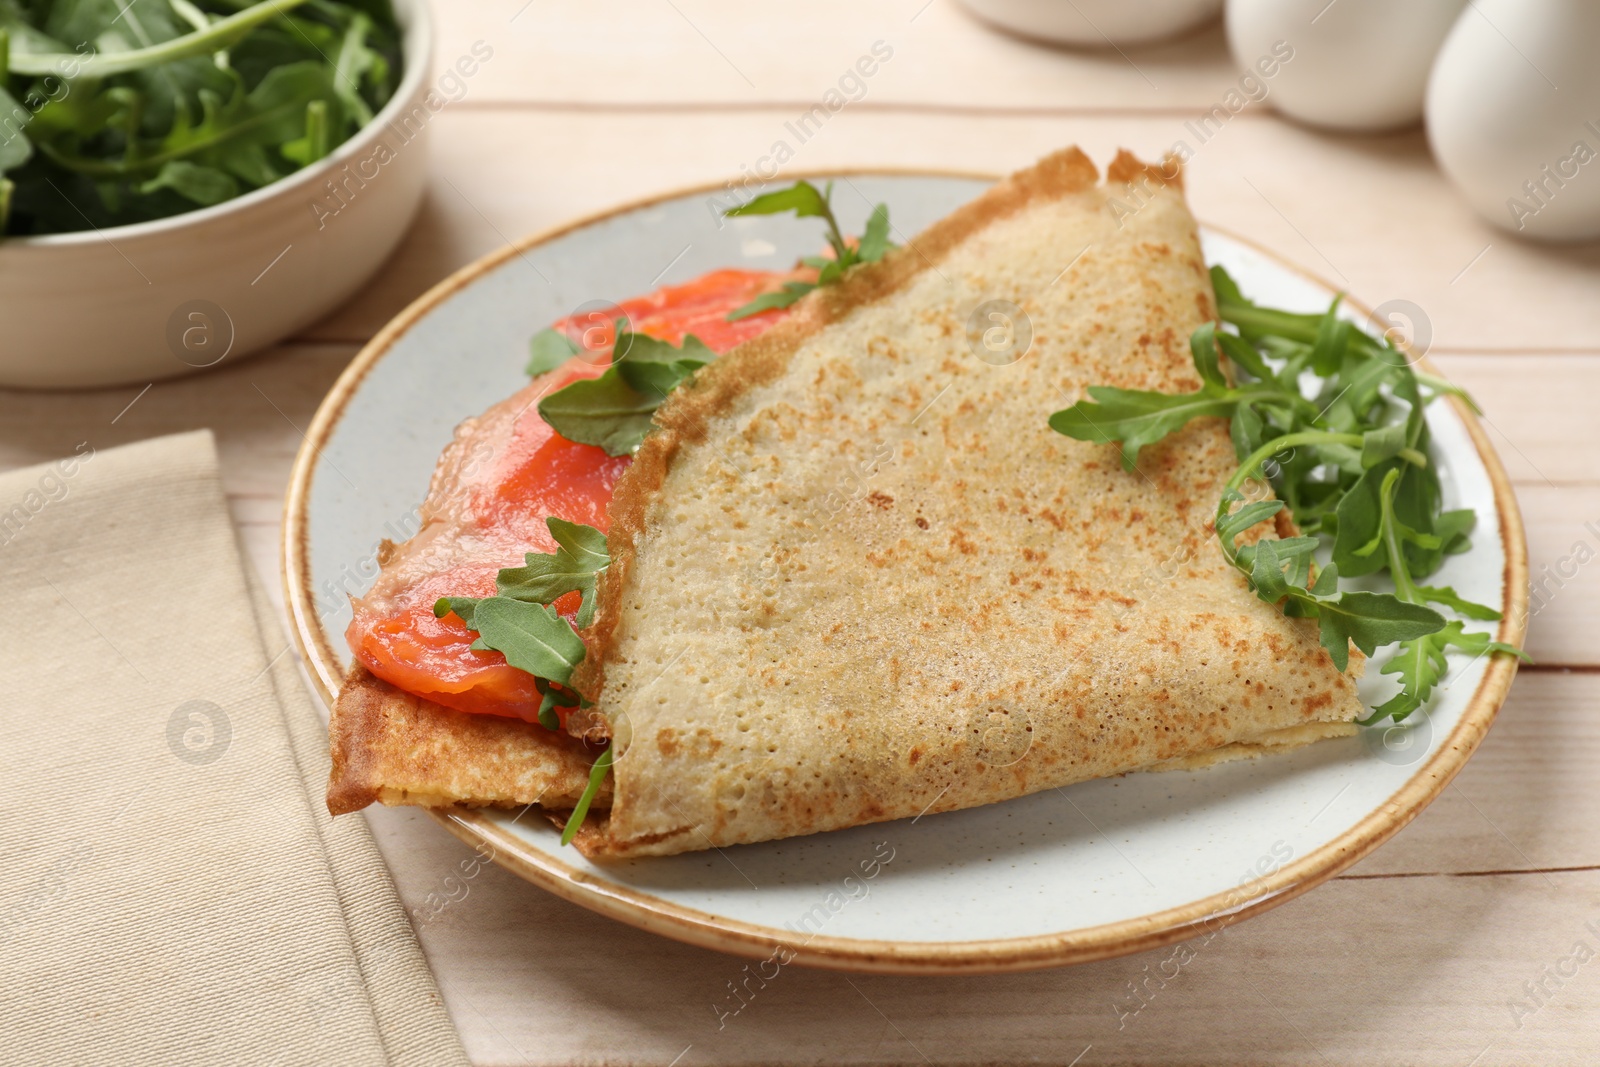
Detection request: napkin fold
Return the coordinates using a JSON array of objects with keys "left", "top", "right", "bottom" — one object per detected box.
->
[{"left": 0, "top": 431, "right": 468, "bottom": 1067}]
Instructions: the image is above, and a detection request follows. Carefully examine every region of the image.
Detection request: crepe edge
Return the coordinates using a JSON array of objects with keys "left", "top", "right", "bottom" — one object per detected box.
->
[
  {"left": 570, "top": 720, "right": 1365, "bottom": 860},
  {"left": 326, "top": 664, "right": 609, "bottom": 816}
]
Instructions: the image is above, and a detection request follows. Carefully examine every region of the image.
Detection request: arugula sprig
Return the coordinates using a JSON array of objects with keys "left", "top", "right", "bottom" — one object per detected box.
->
[
  {"left": 535, "top": 319, "right": 717, "bottom": 456},
  {"left": 433, "top": 517, "right": 609, "bottom": 731},
  {"left": 436, "top": 516, "right": 614, "bottom": 844},
  {"left": 1050, "top": 266, "right": 1526, "bottom": 723},
  {"left": 722, "top": 179, "right": 895, "bottom": 320}
]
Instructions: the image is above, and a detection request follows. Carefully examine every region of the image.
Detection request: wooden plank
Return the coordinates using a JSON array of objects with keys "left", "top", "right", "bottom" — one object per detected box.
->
[
  {"left": 1514, "top": 486, "right": 1600, "bottom": 668},
  {"left": 1, "top": 360, "right": 1590, "bottom": 664},
  {"left": 1351, "top": 671, "right": 1600, "bottom": 875},
  {"left": 429, "top": 0, "right": 1244, "bottom": 110},
  {"left": 0, "top": 342, "right": 354, "bottom": 499},
  {"left": 1431, "top": 355, "right": 1600, "bottom": 486},
  {"left": 304, "top": 109, "right": 1600, "bottom": 353},
  {"left": 364, "top": 797, "right": 1600, "bottom": 1066},
  {"left": 0, "top": 342, "right": 356, "bottom": 617}
]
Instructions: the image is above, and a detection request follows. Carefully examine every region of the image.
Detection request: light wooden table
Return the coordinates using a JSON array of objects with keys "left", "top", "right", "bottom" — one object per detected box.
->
[{"left": 6, "top": 3, "right": 1599, "bottom": 1063}]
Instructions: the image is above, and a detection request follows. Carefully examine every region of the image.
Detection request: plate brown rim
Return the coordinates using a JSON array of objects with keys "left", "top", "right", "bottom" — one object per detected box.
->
[{"left": 281, "top": 166, "right": 1528, "bottom": 975}]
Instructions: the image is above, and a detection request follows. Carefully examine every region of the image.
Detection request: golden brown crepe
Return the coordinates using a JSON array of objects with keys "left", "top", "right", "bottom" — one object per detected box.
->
[
  {"left": 327, "top": 147, "right": 1364, "bottom": 851},
  {"left": 326, "top": 666, "right": 606, "bottom": 814},
  {"left": 569, "top": 147, "right": 1363, "bottom": 857}
]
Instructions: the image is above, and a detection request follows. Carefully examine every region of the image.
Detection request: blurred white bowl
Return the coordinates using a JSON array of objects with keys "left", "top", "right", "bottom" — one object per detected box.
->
[
  {"left": 0, "top": 0, "right": 434, "bottom": 389},
  {"left": 1226, "top": 0, "right": 1466, "bottom": 131},
  {"left": 955, "top": 0, "right": 1223, "bottom": 47}
]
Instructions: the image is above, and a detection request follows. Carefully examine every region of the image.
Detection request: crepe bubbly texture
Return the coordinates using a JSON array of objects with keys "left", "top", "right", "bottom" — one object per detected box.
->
[{"left": 327, "top": 147, "right": 1365, "bottom": 854}]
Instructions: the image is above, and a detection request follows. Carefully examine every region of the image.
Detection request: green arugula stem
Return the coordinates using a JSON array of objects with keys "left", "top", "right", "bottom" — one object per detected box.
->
[
  {"left": 1218, "top": 430, "right": 1425, "bottom": 560},
  {"left": 1218, "top": 304, "right": 1319, "bottom": 343},
  {"left": 1375, "top": 476, "right": 1422, "bottom": 604},
  {"left": 561, "top": 744, "right": 613, "bottom": 846},
  {"left": 38, "top": 93, "right": 319, "bottom": 177},
  {"left": 1218, "top": 430, "right": 1428, "bottom": 571},
  {"left": 9, "top": 0, "right": 314, "bottom": 78},
  {"left": 798, "top": 181, "right": 850, "bottom": 263},
  {"left": 303, "top": 99, "right": 330, "bottom": 163},
  {"left": 1222, "top": 300, "right": 1472, "bottom": 410},
  {"left": 1226, "top": 431, "right": 1428, "bottom": 496},
  {"left": 1058, "top": 269, "right": 1516, "bottom": 725}
]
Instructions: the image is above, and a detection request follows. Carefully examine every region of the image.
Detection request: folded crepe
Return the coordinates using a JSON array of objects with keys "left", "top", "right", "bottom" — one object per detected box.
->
[{"left": 327, "top": 147, "right": 1365, "bottom": 855}]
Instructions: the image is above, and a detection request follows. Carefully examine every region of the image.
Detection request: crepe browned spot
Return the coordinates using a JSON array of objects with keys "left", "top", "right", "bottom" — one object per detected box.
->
[{"left": 570, "top": 147, "right": 1364, "bottom": 858}]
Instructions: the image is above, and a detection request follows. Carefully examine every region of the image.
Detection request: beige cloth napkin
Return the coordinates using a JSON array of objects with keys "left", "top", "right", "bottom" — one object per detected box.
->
[{"left": 0, "top": 431, "right": 468, "bottom": 1067}]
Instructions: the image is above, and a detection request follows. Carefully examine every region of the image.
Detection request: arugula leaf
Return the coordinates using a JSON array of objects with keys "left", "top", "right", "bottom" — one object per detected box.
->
[
  {"left": 537, "top": 368, "right": 663, "bottom": 457},
  {"left": 526, "top": 327, "right": 580, "bottom": 377},
  {"left": 1414, "top": 584, "right": 1501, "bottom": 621},
  {"left": 538, "top": 324, "right": 715, "bottom": 456},
  {"left": 1359, "top": 424, "right": 1409, "bottom": 469},
  {"left": 434, "top": 596, "right": 480, "bottom": 631},
  {"left": 1331, "top": 465, "right": 1392, "bottom": 579},
  {"left": 1214, "top": 328, "right": 1275, "bottom": 382},
  {"left": 1050, "top": 323, "right": 1307, "bottom": 470},
  {"left": 434, "top": 517, "right": 609, "bottom": 742},
  {"left": 725, "top": 281, "right": 815, "bottom": 321},
  {"left": 0, "top": 85, "right": 34, "bottom": 172},
  {"left": 1216, "top": 496, "right": 1285, "bottom": 548},
  {"left": 1190, "top": 320, "right": 1228, "bottom": 388},
  {"left": 726, "top": 179, "right": 832, "bottom": 222},
  {"left": 615, "top": 329, "right": 714, "bottom": 367},
  {"left": 549, "top": 517, "right": 610, "bottom": 570},
  {"left": 535, "top": 683, "right": 565, "bottom": 732},
  {"left": 858, "top": 204, "right": 892, "bottom": 263},
  {"left": 138, "top": 159, "right": 237, "bottom": 205},
  {"left": 1309, "top": 300, "right": 1351, "bottom": 377},
  {"left": 1310, "top": 592, "right": 1444, "bottom": 673},
  {"left": 722, "top": 179, "right": 896, "bottom": 319},
  {"left": 491, "top": 517, "right": 610, "bottom": 626},
  {"left": 467, "top": 598, "right": 587, "bottom": 687},
  {"left": 1049, "top": 386, "right": 1239, "bottom": 471},
  {"left": 1367, "top": 621, "right": 1529, "bottom": 724},
  {"left": 436, "top": 517, "right": 610, "bottom": 631},
  {"left": 1367, "top": 628, "right": 1449, "bottom": 723}
]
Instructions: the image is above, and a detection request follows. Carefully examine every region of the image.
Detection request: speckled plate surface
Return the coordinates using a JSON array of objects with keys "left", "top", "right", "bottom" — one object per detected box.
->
[{"left": 283, "top": 171, "right": 1526, "bottom": 974}]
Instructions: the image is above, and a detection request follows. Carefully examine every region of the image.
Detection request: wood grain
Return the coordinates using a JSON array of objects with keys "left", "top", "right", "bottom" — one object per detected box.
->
[
  {"left": 429, "top": 0, "right": 1243, "bottom": 109},
  {"left": 304, "top": 110, "right": 1600, "bottom": 353}
]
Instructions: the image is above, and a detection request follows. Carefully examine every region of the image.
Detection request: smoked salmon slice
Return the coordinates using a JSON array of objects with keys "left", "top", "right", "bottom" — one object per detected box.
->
[{"left": 346, "top": 268, "right": 799, "bottom": 727}]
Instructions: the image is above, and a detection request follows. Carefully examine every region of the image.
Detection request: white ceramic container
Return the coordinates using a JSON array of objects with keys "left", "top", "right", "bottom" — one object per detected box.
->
[
  {"left": 1427, "top": 0, "right": 1600, "bottom": 241},
  {"left": 0, "top": 0, "right": 434, "bottom": 389},
  {"left": 1226, "top": 0, "right": 1466, "bottom": 131},
  {"left": 955, "top": 0, "right": 1223, "bottom": 47}
]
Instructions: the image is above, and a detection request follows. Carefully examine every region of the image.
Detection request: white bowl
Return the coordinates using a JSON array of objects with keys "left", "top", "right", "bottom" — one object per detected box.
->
[
  {"left": 954, "top": 0, "right": 1223, "bottom": 47},
  {"left": 0, "top": 0, "right": 434, "bottom": 389},
  {"left": 1226, "top": 0, "right": 1466, "bottom": 132}
]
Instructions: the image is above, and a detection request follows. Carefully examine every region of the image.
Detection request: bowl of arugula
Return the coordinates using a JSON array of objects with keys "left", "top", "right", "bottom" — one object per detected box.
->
[{"left": 0, "top": 0, "right": 435, "bottom": 388}]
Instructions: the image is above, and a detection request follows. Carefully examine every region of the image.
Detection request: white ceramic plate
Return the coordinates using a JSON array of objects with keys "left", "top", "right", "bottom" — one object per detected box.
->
[{"left": 284, "top": 172, "right": 1526, "bottom": 974}]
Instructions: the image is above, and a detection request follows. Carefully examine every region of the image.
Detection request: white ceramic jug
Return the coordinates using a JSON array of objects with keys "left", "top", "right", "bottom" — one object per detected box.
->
[
  {"left": 1427, "top": 0, "right": 1600, "bottom": 241},
  {"left": 1226, "top": 0, "right": 1467, "bottom": 130}
]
